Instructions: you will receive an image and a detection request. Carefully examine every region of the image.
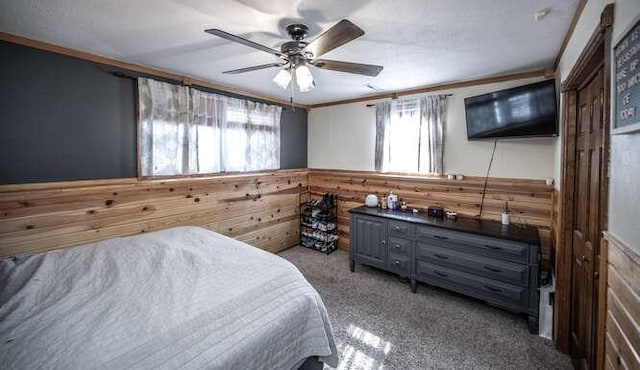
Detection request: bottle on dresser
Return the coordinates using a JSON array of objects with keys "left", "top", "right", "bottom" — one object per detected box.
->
[
  {"left": 502, "top": 201, "right": 510, "bottom": 225},
  {"left": 387, "top": 192, "right": 398, "bottom": 210}
]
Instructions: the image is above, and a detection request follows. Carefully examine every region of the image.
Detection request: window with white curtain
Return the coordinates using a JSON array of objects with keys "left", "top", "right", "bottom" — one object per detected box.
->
[
  {"left": 375, "top": 95, "right": 448, "bottom": 174},
  {"left": 138, "top": 78, "right": 281, "bottom": 177}
]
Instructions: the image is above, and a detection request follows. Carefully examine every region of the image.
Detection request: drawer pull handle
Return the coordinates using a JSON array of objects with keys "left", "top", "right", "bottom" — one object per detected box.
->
[
  {"left": 484, "top": 266, "right": 502, "bottom": 273},
  {"left": 434, "top": 253, "right": 449, "bottom": 260},
  {"left": 394, "top": 226, "right": 402, "bottom": 232},
  {"left": 394, "top": 260, "right": 400, "bottom": 265},
  {"left": 484, "top": 285, "right": 502, "bottom": 293},
  {"left": 434, "top": 270, "right": 448, "bottom": 278},
  {"left": 394, "top": 244, "right": 401, "bottom": 249},
  {"left": 433, "top": 235, "right": 449, "bottom": 240},
  {"left": 482, "top": 244, "right": 502, "bottom": 250},
  {"left": 381, "top": 240, "right": 386, "bottom": 245}
]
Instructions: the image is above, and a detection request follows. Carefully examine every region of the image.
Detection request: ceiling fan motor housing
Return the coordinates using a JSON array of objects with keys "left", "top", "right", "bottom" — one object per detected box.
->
[
  {"left": 283, "top": 24, "right": 313, "bottom": 62},
  {"left": 286, "top": 24, "right": 309, "bottom": 40},
  {"left": 281, "top": 41, "right": 310, "bottom": 57}
]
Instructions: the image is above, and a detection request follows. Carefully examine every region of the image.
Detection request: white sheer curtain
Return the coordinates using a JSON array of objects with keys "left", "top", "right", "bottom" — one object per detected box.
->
[
  {"left": 190, "top": 89, "right": 223, "bottom": 174},
  {"left": 139, "top": 78, "right": 191, "bottom": 176},
  {"left": 378, "top": 99, "right": 421, "bottom": 173},
  {"left": 419, "top": 95, "right": 447, "bottom": 174},
  {"left": 139, "top": 78, "right": 281, "bottom": 177},
  {"left": 374, "top": 95, "right": 448, "bottom": 174},
  {"left": 242, "top": 100, "right": 281, "bottom": 171},
  {"left": 199, "top": 93, "right": 281, "bottom": 172}
]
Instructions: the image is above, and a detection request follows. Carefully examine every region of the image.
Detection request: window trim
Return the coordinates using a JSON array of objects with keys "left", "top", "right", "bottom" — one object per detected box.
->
[{"left": 136, "top": 168, "right": 295, "bottom": 181}]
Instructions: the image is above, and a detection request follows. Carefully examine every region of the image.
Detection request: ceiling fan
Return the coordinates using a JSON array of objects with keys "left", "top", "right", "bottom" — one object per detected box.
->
[{"left": 205, "top": 19, "right": 383, "bottom": 92}]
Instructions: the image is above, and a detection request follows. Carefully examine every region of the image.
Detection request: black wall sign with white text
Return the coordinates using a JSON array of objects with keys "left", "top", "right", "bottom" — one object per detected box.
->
[{"left": 614, "top": 18, "right": 640, "bottom": 133}]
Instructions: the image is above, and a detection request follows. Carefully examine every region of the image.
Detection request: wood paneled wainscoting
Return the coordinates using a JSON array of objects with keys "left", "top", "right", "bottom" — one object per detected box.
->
[
  {"left": 0, "top": 170, "right": 308, "bottom": 258},
  {"left": 603, "top": 233, "right": 640, "bottom": 370},
  {"left": 308, "top": 169, "right": 554, "bottom": 266}
]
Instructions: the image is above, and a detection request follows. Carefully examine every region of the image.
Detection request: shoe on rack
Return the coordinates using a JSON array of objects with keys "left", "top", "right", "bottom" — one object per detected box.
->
[{"left": 319, "top": 193, "right": 335, "bottom": 211}]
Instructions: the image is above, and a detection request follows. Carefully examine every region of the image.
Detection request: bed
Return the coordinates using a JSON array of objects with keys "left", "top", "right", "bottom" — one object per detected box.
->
[{"left": 0, "top": 226, "right": 338, "bottom": 369}]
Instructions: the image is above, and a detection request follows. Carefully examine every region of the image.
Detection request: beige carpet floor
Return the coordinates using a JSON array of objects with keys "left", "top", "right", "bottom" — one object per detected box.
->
[{"left": 279, "top": 246, "right": 573, "bottom": 370}]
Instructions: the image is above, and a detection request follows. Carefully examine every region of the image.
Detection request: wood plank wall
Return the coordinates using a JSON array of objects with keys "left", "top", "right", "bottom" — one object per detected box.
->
[
  {"left": 603, "top": 232, "right": 640, "bottom": 370},
  {"left": 1, "top": 169, "right": 555, "bottom": 264},
  {"left": 308, "top": 169, "right": 554, "bottom": 266},
  {"left": 0, "top": 170, "right": 307, "bottom": 258}
]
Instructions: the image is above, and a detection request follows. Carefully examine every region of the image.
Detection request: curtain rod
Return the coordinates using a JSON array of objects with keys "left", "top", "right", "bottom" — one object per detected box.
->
[
  {"left": 109, "top": 71, "right": 300, "bottom": 110},
  {"left": 110, "top": 71, "right": 185, "bottom": 85},
  {"left": 365, "top": 93, "right": 453, "bottom": 107}
]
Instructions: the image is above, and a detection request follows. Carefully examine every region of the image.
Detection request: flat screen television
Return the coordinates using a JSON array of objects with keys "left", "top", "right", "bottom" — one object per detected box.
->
[{"left": 464, "top": 79, "right": 558, "bottom": 139}]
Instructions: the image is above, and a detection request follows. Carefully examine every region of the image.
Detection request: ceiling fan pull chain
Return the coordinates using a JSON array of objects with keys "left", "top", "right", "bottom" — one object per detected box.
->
[{"left": 290, "top": 67, "right": 295, "bottom": 111}]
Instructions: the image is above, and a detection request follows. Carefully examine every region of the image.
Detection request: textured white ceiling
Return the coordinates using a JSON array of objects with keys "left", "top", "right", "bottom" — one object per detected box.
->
[{"left": 0, "top": 0, "right": 579, "bottom": 105}]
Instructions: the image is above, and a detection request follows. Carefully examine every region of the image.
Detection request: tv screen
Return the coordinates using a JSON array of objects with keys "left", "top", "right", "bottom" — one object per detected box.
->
[{"left": 464, "top": 79, "right": 558, "bottom": 139}]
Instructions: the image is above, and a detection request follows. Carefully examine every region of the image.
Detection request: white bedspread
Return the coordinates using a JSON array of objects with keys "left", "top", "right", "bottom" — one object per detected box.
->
[{"left": 0, "top": 226, "right": 337, "bottom": 369}]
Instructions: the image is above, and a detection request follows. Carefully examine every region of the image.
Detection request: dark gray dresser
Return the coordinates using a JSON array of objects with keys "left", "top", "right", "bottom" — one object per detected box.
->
[{"left": 349, "top": 206, "right": 540, "bottom": 333}]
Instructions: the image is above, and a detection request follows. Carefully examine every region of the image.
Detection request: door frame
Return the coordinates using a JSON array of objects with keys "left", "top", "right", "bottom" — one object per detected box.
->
[{"left": 554, "top": 3, "right": 613, "bottom": 361}]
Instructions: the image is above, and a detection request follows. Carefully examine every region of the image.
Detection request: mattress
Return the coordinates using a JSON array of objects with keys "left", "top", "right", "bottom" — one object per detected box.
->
[{"left": 0, "top": 226, "right": 337, "bottom": 369}]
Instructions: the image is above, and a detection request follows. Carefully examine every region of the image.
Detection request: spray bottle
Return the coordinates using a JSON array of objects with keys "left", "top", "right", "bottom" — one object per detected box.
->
[{"left": 502, "top": 201, "right": 510, "bottom": 225}]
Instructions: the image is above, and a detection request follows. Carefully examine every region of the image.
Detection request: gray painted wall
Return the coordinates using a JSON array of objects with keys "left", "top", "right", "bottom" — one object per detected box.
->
[
  {"left": 280, "top": 106, "right": 308, "bottom": 169},
  {"left": 0, "top": 41, "right": 137, "bottom": 183},
  {"left": 0, "top": 41, "right": 307, "bottom": 185}
]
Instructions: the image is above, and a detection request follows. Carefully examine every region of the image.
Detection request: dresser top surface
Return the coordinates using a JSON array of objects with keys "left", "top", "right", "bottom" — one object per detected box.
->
[{"left": 349, "top": 206, "right": 540, "bottom": 245}]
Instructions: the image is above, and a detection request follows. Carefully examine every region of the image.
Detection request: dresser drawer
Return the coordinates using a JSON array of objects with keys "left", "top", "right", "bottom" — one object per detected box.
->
[
  {"left": 416, "top": 225, "right": 529, "bottom": 264},
  {"left": 388, "top": 220, "right": 414, "bottom": 238},
  {"left": 416, "top": 242, "right": 529, "bottom": 286},
  {"left": 416, "top": 261, "right": 527, "bottom": 309},
  {"left": 388, "top": 236, "right": 412, "bottom": 256},
  {"left": 387, "top": 252, "right": 410, "bottom": 276}
]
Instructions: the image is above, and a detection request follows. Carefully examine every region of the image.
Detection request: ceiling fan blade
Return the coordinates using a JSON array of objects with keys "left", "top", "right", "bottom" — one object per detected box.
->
[
  {"left": 222, "top": 63, "right": 286, "bottom": 75},
  {"left": 312, "top": 59, "right": 383, "bottom": 77},
  {"left": 205, "top": 29, "right": 285, "bottom": 58},
  {"left": 304, "top": 19, "right": 364, "bottom": 58}
]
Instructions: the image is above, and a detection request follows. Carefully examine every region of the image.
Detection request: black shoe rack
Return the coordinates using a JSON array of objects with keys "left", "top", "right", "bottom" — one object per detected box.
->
[{"left": 299, "top": 191, "right": 338, "bottom": 254}]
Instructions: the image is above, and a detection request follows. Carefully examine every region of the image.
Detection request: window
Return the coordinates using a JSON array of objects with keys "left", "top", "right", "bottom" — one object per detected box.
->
[
  {"left": 138, "top": 78, "right": 281, "bottom": 177},
  {"left": 375, "top": 95, "right": 448, "bottom": 174}
]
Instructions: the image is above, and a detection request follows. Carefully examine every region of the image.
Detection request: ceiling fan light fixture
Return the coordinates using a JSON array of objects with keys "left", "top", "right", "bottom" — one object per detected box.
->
[
  {"left": 273, "top": 68, "right": 292, "bottom": 90},
  {"left": 296, "top": 64, "right": 315, "bottom": 92},
  {"left": 207, "top": 19, "right": 383, "bottom": 96}
]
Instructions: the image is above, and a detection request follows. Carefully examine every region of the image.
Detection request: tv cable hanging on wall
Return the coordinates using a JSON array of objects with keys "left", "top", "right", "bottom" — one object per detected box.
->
[{"left": 479, "top": 139, "right": 498, "bottom": 218}]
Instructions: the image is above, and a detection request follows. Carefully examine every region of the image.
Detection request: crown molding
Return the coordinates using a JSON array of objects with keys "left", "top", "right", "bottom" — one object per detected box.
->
[
  {"left": 553, "top": 0, "right": 588, "bottom": 70},
  {"left": 308, "top": 68, "right": 552, "bottom": 109}
]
